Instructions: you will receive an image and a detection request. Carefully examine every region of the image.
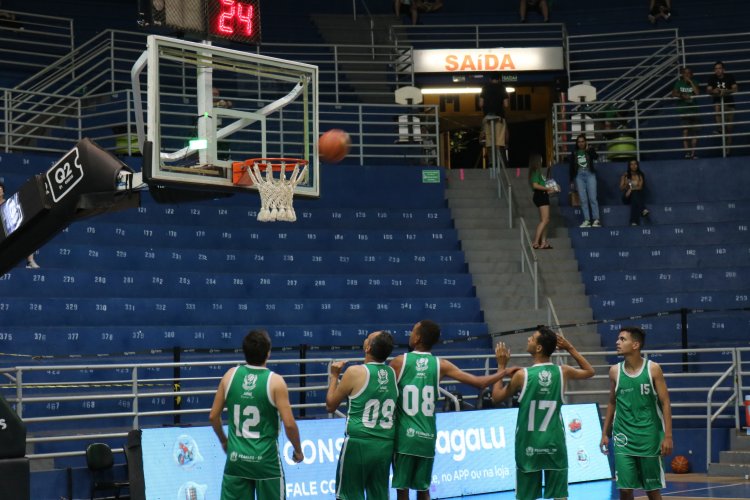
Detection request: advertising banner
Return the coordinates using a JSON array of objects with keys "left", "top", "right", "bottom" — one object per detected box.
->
[{"left": 141, "top": 404, "right": 610, "bottom": 499}]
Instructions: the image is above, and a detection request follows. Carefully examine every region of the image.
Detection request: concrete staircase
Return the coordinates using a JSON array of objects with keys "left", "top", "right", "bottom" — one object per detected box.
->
[
  {"left": 709, "top": 431, "right": 750, "bottom": 477},
  {"left": 446, "top": 167, "right": 608, "bottom": 404}
]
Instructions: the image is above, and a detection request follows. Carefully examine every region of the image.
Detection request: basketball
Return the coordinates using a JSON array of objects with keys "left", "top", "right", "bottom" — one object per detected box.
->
[
  {"left": 318, "top": 129, "right": 351, "bottom": 163},
  {"left": 671, "top": 455, "right": 690, "bottom": 474}
]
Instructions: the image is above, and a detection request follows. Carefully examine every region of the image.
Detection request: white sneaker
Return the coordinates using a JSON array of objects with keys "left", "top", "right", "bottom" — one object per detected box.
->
[
  {"left": 26, "top": 261, "right": 40, "bottom": 269},
  {"left": 580, "top": 220, "right": 592, "bottom": 228},
  {"left": 592, "top": 219, "right": 602, "bottom": 227}
]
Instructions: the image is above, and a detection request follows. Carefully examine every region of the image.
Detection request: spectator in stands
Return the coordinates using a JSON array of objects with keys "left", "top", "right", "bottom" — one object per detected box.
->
[
  {"left": 568, "top": 134, "right": 602, "bottom": 228},
  {"left": 520, "top": 0, "right": 549, "bottom": 22},
  {"left": 209, "top": 330, "right": 304, "bottom": 498},
  {"left": 390, "top": 320, "right": 519, "bottom": 499},
  {"left": 671, "top": 67, "right": 700, "bottom": 159},
  {"left": 395, "top": 0, "right": 443, "bottom": 25},
  {"left": 648, "top": 0, "right": 671, "bottom": 24},
  {"left": 326, "top": 330, "right": 398, "bottom": 499},
  {"left": 0, "top": 181, "right": 40, "bottom": 268},
  {"left": 528, "top": 154, "right": 557, "bottom": 249},
  {"left": 619, "top": 159, "right": 650, "bottom": 226},
  {"left": 706, "top": 61, "right": 738, "bottom": 148},
  {"left": 479, "top": 73, "right": 510, "bottom": 165}
]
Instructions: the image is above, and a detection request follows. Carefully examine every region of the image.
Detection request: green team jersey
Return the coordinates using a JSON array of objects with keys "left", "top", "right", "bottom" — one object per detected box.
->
[
  {"left": 346, "top": 363, "right": 398, "bottom": 441},
  {"left": 673, "top": 78, "right": 698, "bottom": 113},
  {"left": 224, "top": 365, "right": 282, "bottom": 479},
  {"left": 395, "top": 351, "right": 440, "bottom": 457},
  {"left": 515, "top": 363, "right": 567, "bottom": 472},
  {"left": 612, "top": 359, "right": 665, "bottom": 457}
]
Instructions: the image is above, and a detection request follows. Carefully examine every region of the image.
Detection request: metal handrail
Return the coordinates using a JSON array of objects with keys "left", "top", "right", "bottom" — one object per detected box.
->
[
  {"left": 706, "top": 361, "right": 737, "bottom": 471},
  {"left": 518, "top": 218, "right": 539, "bottom": 310},
  {"left": 1, "top": 347, "right": 743, "bottom": 463}
]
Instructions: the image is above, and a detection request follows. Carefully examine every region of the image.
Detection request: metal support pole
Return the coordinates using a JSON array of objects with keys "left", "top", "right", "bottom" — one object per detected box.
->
[
  {"left": 299, "top": 344, "right": 308, "bottom": 418},
  {"left": 173, "top": 346, "right": 181, "bottom": 424},
  {"left": 680, "top": 308, "right": 689, "bottom": 372}
]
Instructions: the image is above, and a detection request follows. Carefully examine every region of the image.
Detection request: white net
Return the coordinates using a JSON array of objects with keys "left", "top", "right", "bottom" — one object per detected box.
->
[{"left": 246, "top": 159, "right": 308, "bottom": 222}]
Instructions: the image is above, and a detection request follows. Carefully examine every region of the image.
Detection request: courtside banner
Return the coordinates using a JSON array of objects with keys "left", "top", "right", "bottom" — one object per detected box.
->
[
  {"left": 140, "top": 404, "right": 610, "bottom": 499},
  {"left": 413, "top": 47, "right": 564, "bottom": 73}
]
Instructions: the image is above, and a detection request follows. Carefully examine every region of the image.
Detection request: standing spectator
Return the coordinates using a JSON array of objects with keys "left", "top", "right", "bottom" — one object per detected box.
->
[
  {"left": 325, "top": 330, "right": 398, "bottom": 500},
  {"left": 520, "top": 0, "right": 549, "bottom": 22},
  {"left": 648, "top": 0, "right": 671, "bottom": 24},
  {"left": 390, "top": 320, "right": 519, "bottom": 500},
  {"left": 492, "top": 327, "right": 595, "bottom": 500},
  {"left": 600, "top": 327, "right": 673, "bottom": 500},
  {"left": 671, "top": 67, "right": 700, "bottom": 159},
  {"left": 706, "top": 61, "right": 738, "bottom": 147},
  {"left": 479, "top": 73, "right": 510, "bottom": 165},
  {"left": 0, "top": 181, "right": 40, "bottom": 268},
  {"left": 528, "top": 154, "right": 556, "bottom": 249},
  {"left": 209, "top": 330, "right": 304, "bottom": 499},
  {"left": 568, "top": 134, "right": 601, "bottom": 228},
  {"left": 620, "top": 160, "right": 650, "bottom": 226}
]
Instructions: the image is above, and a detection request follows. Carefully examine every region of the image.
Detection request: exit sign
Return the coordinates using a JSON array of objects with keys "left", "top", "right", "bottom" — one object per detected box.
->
[{"left": 422, "top": 170, "right": 440, "bottom": 183}]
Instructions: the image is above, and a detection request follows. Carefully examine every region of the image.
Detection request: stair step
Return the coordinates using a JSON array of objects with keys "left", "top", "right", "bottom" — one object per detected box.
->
[
  {"left": 719, "top": 450, "right": 750, "bottom": 464},
  {"left": 708, "top": 462, "right": 750, "bottom": 477},
  {"left": 731, "top": 431, "right": 750, "bottom": 450}
]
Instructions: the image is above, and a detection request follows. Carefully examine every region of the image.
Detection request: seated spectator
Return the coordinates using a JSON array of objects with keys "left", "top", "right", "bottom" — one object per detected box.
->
[
  {"left": 648, "top": 0, "right": 671, "bottom": 24},
  {"left": 619, "top": 160, "right": 649, "bottom": 226},
  {"left": 395, "top": 0, "right": 443, "bottom": 25},
  {"left": 0, "top": 181, "right": 40, "bottom": 268},
  {"left": 520, "top": 0, "right": 549, "bottom": 22}
]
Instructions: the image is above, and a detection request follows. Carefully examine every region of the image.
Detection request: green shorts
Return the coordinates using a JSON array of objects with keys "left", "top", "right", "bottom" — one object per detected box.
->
[
  {"left": 391, "top": 453, "right": 434, "bottom": 491},
  {"left": 615, "top": 454, "right": 666, "bottom": 491},
  {"left": 335, "top": 437, "right": 394, "bottom": 500},
  {"left": 220, "top": 474, "right": 284, "bottom": 500},
  {"left": 515, "top": 468, "right": 568, "bottom": 500}
]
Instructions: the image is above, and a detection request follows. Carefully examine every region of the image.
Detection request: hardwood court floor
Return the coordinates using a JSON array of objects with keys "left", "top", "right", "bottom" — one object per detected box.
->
[{"left": 468, "top": 474, "right": 750, "bottom": 499}]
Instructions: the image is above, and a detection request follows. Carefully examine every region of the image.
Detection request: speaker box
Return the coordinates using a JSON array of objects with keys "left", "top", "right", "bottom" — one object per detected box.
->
[
  {"left": 0, "top": 395, "right": 26, "bottom": 459},
  {"left": 0, "top": 457, "right": 30, "bottom": 500}
]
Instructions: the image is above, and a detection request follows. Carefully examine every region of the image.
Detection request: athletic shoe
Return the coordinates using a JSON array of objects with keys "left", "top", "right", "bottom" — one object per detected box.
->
[
  {"left": 642, "top": 209, "right": 650, "bottom": 217},
  {"left": 648, "top": 14, "right": 656, "bottom": 24},
  {"left": 631, "top": 222, "right": 638, "bottom": 226},
  {"left": 684, "top": 152, "right": 692, "bottom": 159},
  {"left": 592, "top": 219, "right": 602, "bottom": 227},
  {"left": 580, "top": 220, "right": 592, "bottom": 228},
  {"left": 26, "top": 261, "right": 40, "bottom": 269}
]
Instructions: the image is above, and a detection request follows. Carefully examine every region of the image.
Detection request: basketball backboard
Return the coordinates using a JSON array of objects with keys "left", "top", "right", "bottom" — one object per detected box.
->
[{"left": 131, "top": 35, "right": 320, "bottom": 197}]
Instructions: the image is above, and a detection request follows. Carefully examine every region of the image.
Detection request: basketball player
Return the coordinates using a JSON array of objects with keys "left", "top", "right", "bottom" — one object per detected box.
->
[
  {"left": 390, "top": 319, "right": 520, "bottom": 500},
  {"left": 492, "top": 326, "right": 595, "bottom": 500},
  {"left": 326, "top": 330, "right": 398, "bottom": 500},
  {"left": 600, "top": 327, "right": 673, "bottom": 500},
  {"left": 209, "top": 330, "right": 304, "bottom": 500}
]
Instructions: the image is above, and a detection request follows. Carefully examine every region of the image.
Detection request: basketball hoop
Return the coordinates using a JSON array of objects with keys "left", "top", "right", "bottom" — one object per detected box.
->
[{"left": 232, "top": 158, "right": 309, "bottom": 222}]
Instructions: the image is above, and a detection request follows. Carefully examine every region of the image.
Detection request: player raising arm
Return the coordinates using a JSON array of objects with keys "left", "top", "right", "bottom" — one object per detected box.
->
[
  {"left": 492, "top": 327, "right": 595, "bottom": 500},
  {"left": 209, "top": 330, "right": 303, "bottom": 500},
  {"left": 600, "top": 327, "right": 673, "bottom": 500},
  {"left": 389, "top": 319, "right": 520, "bottom": 500},
  {"left": 325, "top": 330, "right": 398, "bottom": 500}
]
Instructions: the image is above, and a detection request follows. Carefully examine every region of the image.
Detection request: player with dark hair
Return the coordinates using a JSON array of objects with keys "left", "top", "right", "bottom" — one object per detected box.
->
[
  {"left": 492, "top": 327, "right": 595, "bottom": 500},
  {"left": 326, "top": 330, "right": 398, "bottom": 500},
  {"left": 600, "top": 327, "right": 673, "bottom": 500},
  {"left": 209, "top": 329, "right": 304, "bottom": 500},
  {"left": 390, "top": 319, "right": 519, "bottom": 500}
]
